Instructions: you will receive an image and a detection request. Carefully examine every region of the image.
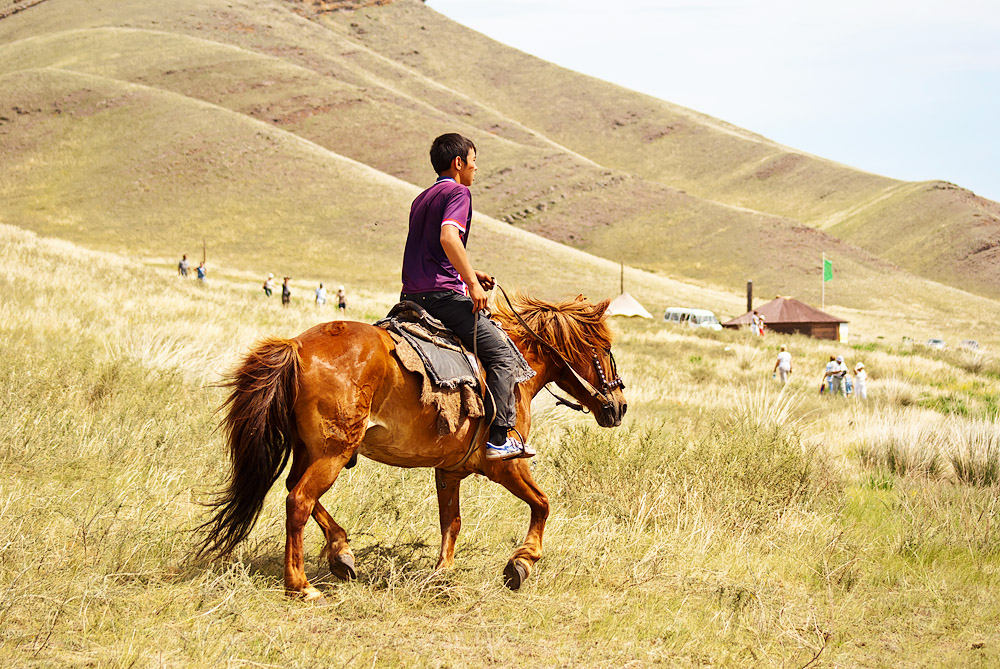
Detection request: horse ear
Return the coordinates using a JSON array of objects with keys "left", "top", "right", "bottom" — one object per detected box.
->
[{"left": 595, "top": 299, "right": 610, "bottom": 317}]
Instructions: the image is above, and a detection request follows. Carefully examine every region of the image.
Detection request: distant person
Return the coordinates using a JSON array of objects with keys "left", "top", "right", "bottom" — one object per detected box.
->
[
  {"left": 751, "top": 310, "right": 762, "bottom": 336},
  {"left": 336, "top": 285, "right": 347, "bottom": 315},
  {"left": 178, "top": 254, "right": 190, "bottom": 278},
  {"left": 281, "top": 276, "right": 291, "bottom": 306},
  {"left": 196, "top": 261, "right": 207, "bottom": 282},
  {"left": 263, "top": 273, "right": 275, "bottom": 298},
  {"left": 758, "top": 314, "right": 766, "bottom": 336},
  {"left": 825, "top": 355, "right": 848, "bottom": 396},
  {"left": 315, "top": 282, "right": 327, "bottom": 307},
  {"left": 854, "top": 362, "right": 868, "bottom": 400},
  {"left": 773, "top": 344, "right": 792, "bottom": 384},
  {"left": 823, "top": 355, "right": 837, "bottom": 394}
]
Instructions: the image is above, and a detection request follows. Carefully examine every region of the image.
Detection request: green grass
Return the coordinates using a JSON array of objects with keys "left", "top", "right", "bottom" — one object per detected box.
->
[{"left": 3, "top": 225, "right": 1000, "bottom": 666}]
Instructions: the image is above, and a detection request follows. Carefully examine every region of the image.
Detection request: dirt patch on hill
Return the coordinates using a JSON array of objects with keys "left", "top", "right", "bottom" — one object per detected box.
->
[
  {"left": 282, "top": 0, "right": 399, "bottom": 17},
  {"left": 0, "top": 0, "right": 50, "bottom": 22},
  {"left": 754, "top": 153, "right": 806, "bottom": 180}
]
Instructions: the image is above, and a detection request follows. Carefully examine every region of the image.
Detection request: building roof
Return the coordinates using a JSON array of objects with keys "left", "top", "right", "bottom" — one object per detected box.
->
[
  {"left": 723, "top": 296, "right": 847, "bottom": 326},
  {"left": 606, "top": 292, "right": 652, "bottom": 318}
]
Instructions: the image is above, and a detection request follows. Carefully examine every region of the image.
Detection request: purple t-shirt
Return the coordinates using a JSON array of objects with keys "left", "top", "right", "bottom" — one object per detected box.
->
[{"left": 401, "top": 177, "right": 472, "bottom": 295}]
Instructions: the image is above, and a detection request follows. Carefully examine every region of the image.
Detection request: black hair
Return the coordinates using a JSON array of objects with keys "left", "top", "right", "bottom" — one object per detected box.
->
[{"left": 430, "top": 133, "right": 476, "bottom": 175}]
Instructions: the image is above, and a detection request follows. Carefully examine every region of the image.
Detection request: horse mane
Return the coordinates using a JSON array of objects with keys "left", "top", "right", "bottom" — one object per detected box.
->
[{"left": 492, "top": 291, "right": 613, "bottom": 360}]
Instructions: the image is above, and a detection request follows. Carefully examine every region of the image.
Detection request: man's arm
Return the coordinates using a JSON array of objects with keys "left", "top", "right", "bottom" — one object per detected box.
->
[{"left": 440, "top": 225, "right": 488, "bottom": 311}]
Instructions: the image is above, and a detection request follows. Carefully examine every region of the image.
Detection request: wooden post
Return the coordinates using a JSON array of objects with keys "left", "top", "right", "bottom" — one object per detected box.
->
[{"left": 746, "top": 280, "right": 753, "bottom": 314}]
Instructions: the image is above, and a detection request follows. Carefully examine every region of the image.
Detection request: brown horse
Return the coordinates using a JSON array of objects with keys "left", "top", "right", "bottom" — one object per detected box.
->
[{"left": 197, "top": 292, "right": 627, "bottom": 599}]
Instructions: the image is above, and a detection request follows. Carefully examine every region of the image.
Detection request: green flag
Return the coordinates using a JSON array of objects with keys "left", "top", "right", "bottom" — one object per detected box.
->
[{"left": 823, "top": 258, "right": 833, "bottom": 282}]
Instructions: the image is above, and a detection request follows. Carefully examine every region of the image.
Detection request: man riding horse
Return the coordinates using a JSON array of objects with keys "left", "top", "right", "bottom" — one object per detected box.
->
[
  {"left": 400, "top": 133, "right": 532, "bottom": 461},
  {"left": 197, "top": 134, "right": 628, "bottom": 597}
]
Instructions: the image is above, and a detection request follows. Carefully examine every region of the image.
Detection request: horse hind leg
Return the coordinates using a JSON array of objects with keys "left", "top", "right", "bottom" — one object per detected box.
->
[
  {"left": 284, "top": 453, "right": 353, "bottom": 600},
  {"left": 434, "top": 468, "right": 468, "bottom": 570},
  {"left": 286, "top": 450, "right": 356, "bottom": 583},
  {"left": 314, "top": 504, "right": 356, "bottom": 581}
]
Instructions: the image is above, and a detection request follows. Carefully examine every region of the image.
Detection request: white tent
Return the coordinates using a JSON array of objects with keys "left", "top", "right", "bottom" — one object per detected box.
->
[{"left": 606, "top": 292, "right": 652, "bottom": 318}]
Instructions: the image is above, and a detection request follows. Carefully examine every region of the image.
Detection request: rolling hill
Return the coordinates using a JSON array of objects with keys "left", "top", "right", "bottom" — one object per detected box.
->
[{"left": 1, "top": 0, "right": 999, "bottom": 325}]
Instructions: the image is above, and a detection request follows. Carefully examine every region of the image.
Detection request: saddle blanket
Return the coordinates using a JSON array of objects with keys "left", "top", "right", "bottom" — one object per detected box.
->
[{"left": 375, "top": 301, "right": 534, "bottom": 435}]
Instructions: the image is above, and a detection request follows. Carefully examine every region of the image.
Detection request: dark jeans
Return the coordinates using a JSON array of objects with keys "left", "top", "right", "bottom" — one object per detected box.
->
[{"left": 401, "top": 290, "right": 517, "bottom": 428}]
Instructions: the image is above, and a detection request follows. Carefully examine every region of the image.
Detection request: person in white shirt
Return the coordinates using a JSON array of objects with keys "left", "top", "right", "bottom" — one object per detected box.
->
[
  {"left": 773, "top": 345, "right": 792, "bottom": 384},
  {"left": 854, "top": 362, "right": 868, "bottom": 399},
  {"left": 315, "top": 282, "right": 327, "bottom": 307},
  {"left": 823, "top": 355, "right": 837, "bottom": 394},
  {"left": 826, "top": 355, "right": 848, "bottom": 396}
]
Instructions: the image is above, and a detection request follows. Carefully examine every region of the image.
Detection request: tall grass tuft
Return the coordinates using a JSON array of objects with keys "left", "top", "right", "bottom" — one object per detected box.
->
[
  {"left": 732, "top": 382, "right": 801, "bottom": 431},
  {"left": 853, "top": 409, "right": 1000, "bottom": 486},
  {"left": 948, "top": 417, "right": 1000, "bottom": 486},
  {"left": 877, "top": 375, "right": 922, "bottom": 408},
  {"left": 853, "top": 408, "right": 946, "bottom": 478}
]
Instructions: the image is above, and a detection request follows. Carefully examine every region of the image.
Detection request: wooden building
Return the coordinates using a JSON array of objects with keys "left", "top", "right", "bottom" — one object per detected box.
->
[{"left": 722, "top": 296, "right": 849, "bottom": 341}]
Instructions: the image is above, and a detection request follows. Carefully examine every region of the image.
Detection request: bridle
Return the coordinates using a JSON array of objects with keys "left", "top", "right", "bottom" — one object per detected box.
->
[{"left": 497, "top": 285, "right": 624, "bottom": 415}]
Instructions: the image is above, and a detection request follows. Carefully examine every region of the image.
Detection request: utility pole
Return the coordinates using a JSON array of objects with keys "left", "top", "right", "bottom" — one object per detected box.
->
[{"left": 746, "top": 280, "right": 753, "bottom": 314}]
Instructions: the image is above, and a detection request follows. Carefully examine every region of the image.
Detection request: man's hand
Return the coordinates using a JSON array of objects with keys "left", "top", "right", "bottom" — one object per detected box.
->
[
  {"left": 468, "top": 282, "right": 488, "bottom": 312},
  {"left": 475, "top": 270, "right": 495, "bottom": 291}
]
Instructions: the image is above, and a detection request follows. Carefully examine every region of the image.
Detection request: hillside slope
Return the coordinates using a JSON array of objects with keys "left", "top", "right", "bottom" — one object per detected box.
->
[
  {"left": 0, "top": 64, "right": 750, "bottom": 316},
  {"left": 322, "top": 1, "right": 1000, "bottom": 296},
  {"left": 0, "top": 0, "right": 998, "bottom": 307}
]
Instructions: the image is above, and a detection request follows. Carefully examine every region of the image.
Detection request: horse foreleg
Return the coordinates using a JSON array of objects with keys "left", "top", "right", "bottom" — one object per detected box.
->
[
  {"left": 486, "top": 459, "right": 550, "bottom": 590},
  {"left": 284, "top": 455, "right": 348, "bottom": 600},
  {"left": 434, "top": 469, "right": 467, "bottom": 570}
]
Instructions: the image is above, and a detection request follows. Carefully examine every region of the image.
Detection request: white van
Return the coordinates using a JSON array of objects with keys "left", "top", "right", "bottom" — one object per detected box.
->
[{"left": 663, "top": 307, "right": 722, "bottom": 331}]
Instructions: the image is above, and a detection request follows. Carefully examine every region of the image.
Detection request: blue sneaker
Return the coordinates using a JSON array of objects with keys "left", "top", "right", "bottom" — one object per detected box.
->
[{"left": 485, "top": 436, "right": 533, "bottom": 461}]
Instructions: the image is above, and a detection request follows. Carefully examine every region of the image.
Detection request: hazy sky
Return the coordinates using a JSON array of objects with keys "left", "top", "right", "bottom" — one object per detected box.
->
[{"left": 426, "top": 0, "right": 1000, "bottom": 203}]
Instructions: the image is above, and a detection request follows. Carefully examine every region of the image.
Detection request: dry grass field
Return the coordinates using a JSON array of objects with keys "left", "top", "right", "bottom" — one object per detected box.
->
[{"left": 2, "top": 224, "right": 999, "bottom": 667}]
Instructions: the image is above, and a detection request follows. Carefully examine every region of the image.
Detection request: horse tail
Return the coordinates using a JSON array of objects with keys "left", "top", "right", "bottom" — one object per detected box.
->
[{"left": 196, "top": 337, "right": 301, "bottom": 559}]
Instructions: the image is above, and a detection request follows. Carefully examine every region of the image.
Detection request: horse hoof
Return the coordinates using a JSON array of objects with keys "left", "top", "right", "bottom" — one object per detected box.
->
[
  {"left": 330, "top": 552, "right": 357, "bottom": 581},
  {"left": 503, "top": 560, "right": 528, "bottom": 591},
  {"left": 287, "top": 585, "right": 323, "bottom": 601}
]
